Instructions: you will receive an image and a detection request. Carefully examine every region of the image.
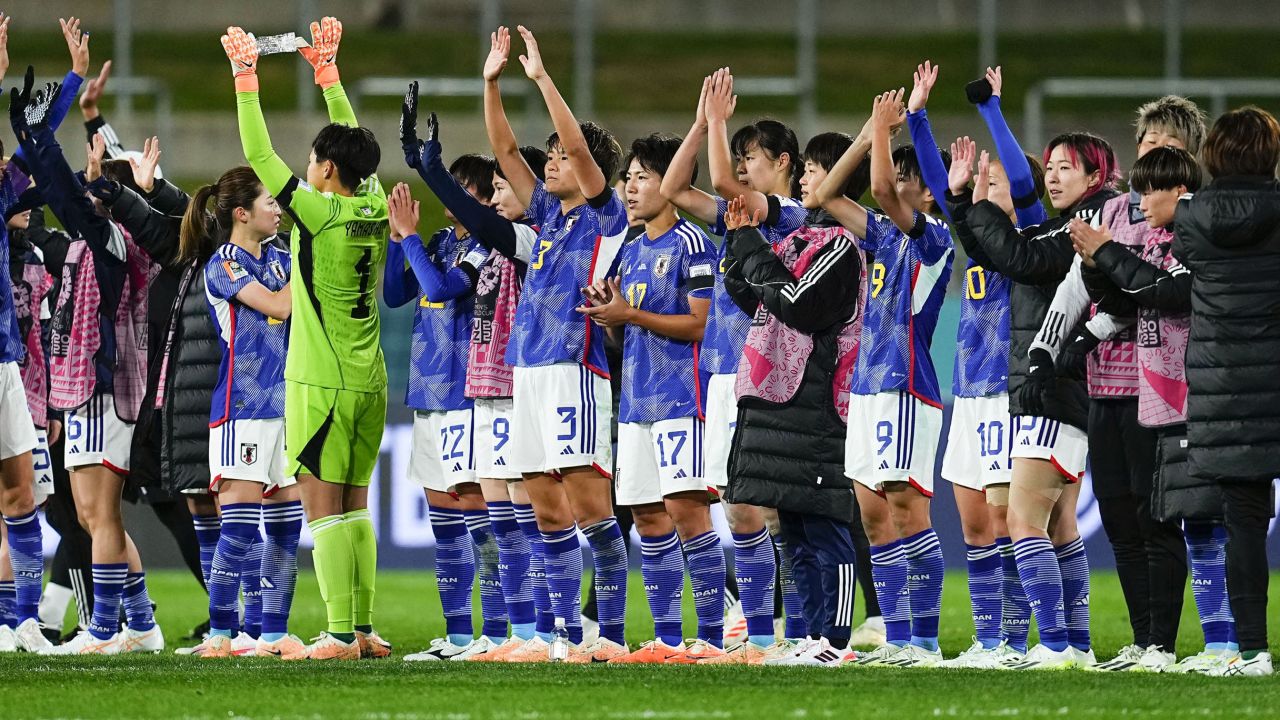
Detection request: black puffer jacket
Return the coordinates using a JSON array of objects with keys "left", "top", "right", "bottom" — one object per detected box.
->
[
  {"left": 947, "top": 188, "right": 1118, "bottom": 430},
  {"left": 721, "top": 212, "right": 861, "bottom": 522},
  {"left": 1171, "top": 176, "right": 1280, "bottom": 483}
]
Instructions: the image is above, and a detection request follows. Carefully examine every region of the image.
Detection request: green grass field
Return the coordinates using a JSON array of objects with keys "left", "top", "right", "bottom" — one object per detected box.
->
[{"left": 5, "top": 569, "right": 1280, "bottom": 718}]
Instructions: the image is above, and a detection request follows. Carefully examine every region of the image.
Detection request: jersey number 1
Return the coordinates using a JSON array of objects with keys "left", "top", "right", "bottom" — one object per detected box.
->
[{"left": 352, "top": 248, "right": 373, "bottom": 319}]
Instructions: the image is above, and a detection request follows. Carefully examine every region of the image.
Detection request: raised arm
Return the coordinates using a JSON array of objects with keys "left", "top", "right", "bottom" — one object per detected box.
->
[
  {"left": 815, "top": 117, "right": 872, "bottom": 238},
  {"left": 869, "top": 89, "right": 917, "bottom": 234},
  {"left": 387, "top": 183, "right": 478, "bottom": 303},
  {"left": 483, "top": 27, "right": 536, "bottom": 206},
  {"left": 905, "top": 61, "right": 952, "bottom": 222},
  {"left": 659, "top": 74, "right": 720, "bottom": 224},
  {"left": 223, "top": 27, "right": 295, "bottom": 198},
  {"left": 971, "top": 66, "right": 1046, "bottom": 227},
  {"left": 517, "top": 25, "right": 606, "bottom": 200},
  {"left": 705, "top": 69, "right": 772, "bottom": 220}
]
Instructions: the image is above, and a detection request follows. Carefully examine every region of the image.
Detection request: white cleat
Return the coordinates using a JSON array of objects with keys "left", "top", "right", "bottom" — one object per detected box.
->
[
  {"left": 1210, "top": 651, "right": 1273, "bottom": 677},
  {"left": 938, "top": 638, "right": 1008, "bottom": 669},
  {"left": 850, "top": 616, "right": 887, "bottom": 648},
  {"left": 449, "top": 636, "right": 500, "bottom": 661},
  {"left": 230, "top": 631, "right": 258, "bottom": 656},
  {"left": 1089, "top": 643, "right": 1145, "bottom": 672},
  {"left": 1165, "top": 648, "right": 1239, "bottom": 674},
  {"left": 763, "top": 637, "right": 821, "bottom": 666},
  {"left": 404, "top": 637, "right": 474, "bottom": 662},
  {"left": 1068, "top": 646, "right": 1097, "bottom": 669},
  {"left": 53, "top": 629, "right": 120, "bottom": 655},
  {"left": 0, "top": 625, "right": 17, "bottom": 652},
  {"left": 118, "top": 625, "right": 165, "bottom": 653},
  {"left": 850, "top": 642, "right": 907, "bottom": 667},
  {"left": 787, "top": 638, "right": 854, "bottom": 667},
  {"left": 989, "top": 641, "right": 1026, "bottom": 669},
  {"left": 15, "top": 618, "right": 55, "bottom": 654},
  {"left": 1135, "top": 646, "right": 1176, "bottom": 672},
  {"left": 1005, "top": 644, "right": 1074, "bottom": 670},
  {"left": 882, "top": 643, "right": 943, "bottom": 668},
  {"left": 722, "top": 599, "right": 748, "bottom": 647}
]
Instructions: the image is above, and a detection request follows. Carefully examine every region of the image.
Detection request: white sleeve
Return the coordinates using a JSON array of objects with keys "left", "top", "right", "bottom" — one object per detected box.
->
[
  {"left": 590, "top": 226, "right": 626, "bottom": 285},
  {"left": 1084, "top": 311, "right": 1135, "bottom": 341},
  {"left": 512, "top": 224, "right": 537, "bottom": 264},
  {"left": 1030, "top": 255, "right": 1092, "bottom": 359}
]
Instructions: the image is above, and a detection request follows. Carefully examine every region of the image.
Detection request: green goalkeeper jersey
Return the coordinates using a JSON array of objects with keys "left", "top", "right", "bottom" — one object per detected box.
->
[{"left": 236, "top": 84, "right": 388, "bottom": 392}]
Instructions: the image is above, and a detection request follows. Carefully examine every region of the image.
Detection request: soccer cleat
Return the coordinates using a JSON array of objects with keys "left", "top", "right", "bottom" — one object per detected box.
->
[
  {"left": 580, "top": 615, "right": 600, "bottom": 646},
  {"left": 850, "top": 616, "right": 887, "bottom": 648},
  {"left": 53, "top": 630, "right": 120, "bottom": 655},
  {"left": 882, "top": 643, "right": 942, "bottom": 668},
  {"left": 503, "top": 636, "right": 551, "bottom": 663},
  {"left": 1135, "top": 646, "right": 1176, "bottom": 672},
  {"left": 567, "top": 637, "right": 629, "bottom": 664},
  {"left": 468, "top": 636, "right": 525, "bottom": 662},
  {"left": 1089, "top": 643, "right": 1145, "bottom": 672},
  {"left": 723, "top": 600, "right": 748, "bottom": 647},
  {"left": 608, "top": 639, "right": 685, "bottom": 664},
  {"left": 1068, "top": 646, "right": 1097, "bottom": 668},
  {"left": 306, "top": 633, "right": 361, "bottom": 661},
  {"left": 673, "top": 639, "right": 727, "bottom": 664},
  {"left": 118, "top": 625, "right": 165, "bottom": 654},
  {"left": 230, "top": 632, "right": 257, "bottom": 656},
  {"left": 175, "top": 637, "right": 212, "bottom": 656},
  {"left": 938, "top": 638, "right": 1007, "bottom": 669},
  {"left": 199, "top": 634, "right": 233, "bottom": 659},
  {"left": 849, "top": 643, "right": 906, "bottom": 667},
  {"left": 764, "top": 637, "right": 822, "bottom": 666},
  {"left": 1005, "top": 644, "right": 1074, "bottom": 670},
  {"left": 256, "top": 634, "right": 308, "bottom": 659},
  {"left": 449, "top": 636, "right": 500, "bottom": 661},
  {"left": 761, "top": 638, "right": 800, "bottom": 662},
  {"left": 699, "top": 642, "right": 768, "bottom": 665},
  {"left": 0, "top": 625, "right": 17, "bottom": 652},
  {"left": 785, "top": 638, "right": 855, "bottom": 668},
  {"left": 15, "top": 619, "right": 54, "bottom": 654},
  {"left": 988, "top": 641, "right": 1025, "bottom": 669},
  {"left": 357, "top": 630, "right": 393, "bottom": 659},
  {"left": 1210, "top": 652, "right": 1274, "bottom": 677},
  {"left": 404, "top": 637, "right": 473, "bottom": 662},
  {"left": 1165, "top": 648, "right": 1239, "bottom": 674}
]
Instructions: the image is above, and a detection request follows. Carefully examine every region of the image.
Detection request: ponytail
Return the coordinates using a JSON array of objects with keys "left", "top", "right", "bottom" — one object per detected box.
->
[
  {"left": 177, "top": 166, "right": 265, "bottom": 264},
  {"left": 177, "top": 183, "right": 218, "bottom": 264}
]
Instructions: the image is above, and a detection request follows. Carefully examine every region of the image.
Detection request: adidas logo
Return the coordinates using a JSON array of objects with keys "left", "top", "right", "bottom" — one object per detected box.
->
[
  {"left": 70, "top": 446, "right": 80, "bottom": 453},
  {"left": 495, "top": 458, "right": 506, "bottom": 466},
  {"left": 452, "top": 462, "right": 463, "bottom": 472},
  {"left": 260, "top": 578, "right": 276, "bottom": 590},
  {"left": 1021, "top": 437, "right": 1031, "bottom": 445},
  {"left": 989, "top": 461, "right": 1002, "bottom": 471},
  {"left": 560, "top": 446, "right": 575, "bottom": 456},
  {"left": 878, "top": 460, "right": 889, "bottom": 470},
  {"left": 674, "top": 469, "right": 687, "bottom": 479}
]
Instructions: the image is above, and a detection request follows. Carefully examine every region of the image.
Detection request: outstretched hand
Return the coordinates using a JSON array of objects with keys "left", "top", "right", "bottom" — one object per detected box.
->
[
  {"left": 974, "top": 150, "right": 991, "bottom": 203},
  {"left": 515, "top": 25, "right": 546, "bottom": 81},
  {"left": 948, "top": 136, "right": 976, "bottom": 195},
  {"left": 985, "top": 66, "right": 1003, "bottom": 98},
  {"left": 907, "top": 60, "right": 938, "bottom": 113},
  {"left": 298, "top": 16, "right": 343, "bottom": 88},
  {"left": 482, "top": 27, "right": 510, "bottom": 81},
  {"left": 723, "top": 195, "right": 763, "bottom": 231},
  {"left": 0, "top": 14, "right": 11, "bottom": 84},
  {"left": 130, "top": 136, "right": 161, "bottom": 193},
  {"left": 221, "top": 26, "right": 259, "bottom": 91},
  {"left": 386, "top": 182, "right": 420, "bottom": 242},
  {"left": 84, "top": 133, "right": 106, "bottom": 183},
  {"left": 80, "top": 59, "right": 111, "bottom": 120},
  {"left": 704, "top": 67, "right": 736, "bottom": 125},
  {"left": 60, "top": 16, "right": 90, "bottom": 77},
  {"left": 871, "top": 88, "right": 906, "bottom": 133},
  {"left": 400, "top": 80, "right": 422, "bottom": 166}
]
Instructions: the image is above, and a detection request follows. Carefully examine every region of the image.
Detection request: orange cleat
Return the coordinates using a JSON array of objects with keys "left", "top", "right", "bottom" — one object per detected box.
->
[
  {"left": 568, "top": 637, "right": 629, "bottom": 664},
  {"left": 468, "top": 636, "right": 525, "bottom": 662},
  {"left": 306, "top": 633, "right": 360, "bottom": 661},
  {"left": 503, "top": 637, "right": 551, "bottom": 663},
  {"left": 671, "top": 639, "right": 727, "bottom": 664},
  {"left": 199, "top": 634, "right": 233, "bottom": 659},
  {"left": 357, "top": 630, "right": 393, "bottom": 659},
  {"left": 699, "top": 642, "right": 767, "bottom": 665},
  {"left": 256, "top": 634, "right": 308, "bottom": 660},
  {"left": 607, "top": 639, "right": 685, "bottom": 664}
]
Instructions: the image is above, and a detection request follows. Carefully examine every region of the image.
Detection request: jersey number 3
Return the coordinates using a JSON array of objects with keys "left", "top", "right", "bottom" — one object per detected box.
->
[{"left": 530, "top": 239, "right": 553, "bottom": 270}]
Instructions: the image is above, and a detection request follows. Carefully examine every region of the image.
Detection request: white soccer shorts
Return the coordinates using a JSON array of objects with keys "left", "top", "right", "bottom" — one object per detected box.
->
[
  {"left": 703, "top": 373, "right": 738, "bottom": 492},
  {"left": 615, "top": 417, "right": 712, "bottom": 506},
  {"left": 208, "top": 417, "right": 295, "bottom": 494},
  {"left": 1010, "top": 414, "right": 1089, "bottom": 482},
  {"left": 845, "top": 390, "right": 943, "bottom": 496},
  {"left": 474, "top": 397, "right": 521, "bottom": 480},
  {"left": 0, "top": 362, "right": 37, "bottom": 461},
  {"left": 941, "top": 394, "right": 1014, "bottom": 491},
  {"left": 509, "top": 363, "right": 613, "bottom": 477},
  {"left": 64, "top": 392, "right": 134, "bottom": 474},
  {"left": 409, "top": 407, "right": 477, "bottom": 493}
]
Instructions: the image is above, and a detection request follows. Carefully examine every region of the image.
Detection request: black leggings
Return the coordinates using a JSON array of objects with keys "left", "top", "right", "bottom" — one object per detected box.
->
[{"left": 1220, "top": 481, "right": 1273, "bottom": 653}]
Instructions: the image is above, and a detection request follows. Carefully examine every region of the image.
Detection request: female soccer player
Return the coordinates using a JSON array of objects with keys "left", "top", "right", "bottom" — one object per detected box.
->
[
  {"left": 192, "top": 167, "right": 305, "bottom": 660},
  {"left": 660, "top": 69, "right": 810, "bottom": 655},
  {"left": 482, "top": 25, "right": 631, "bottom": 662},
  {"left": 947, "top": 123, "right": 1121, "bottom": 670}
]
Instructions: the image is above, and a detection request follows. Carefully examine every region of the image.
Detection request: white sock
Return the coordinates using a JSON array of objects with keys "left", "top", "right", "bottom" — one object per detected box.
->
[{"left": 39, "top": 582, "right": 74, "bottom": 630}]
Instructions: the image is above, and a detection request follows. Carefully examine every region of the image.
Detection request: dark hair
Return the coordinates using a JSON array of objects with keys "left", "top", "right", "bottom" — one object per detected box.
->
[
  {"left": 546, "top": 121, "right": 623, "bottom": 186},
  {"left": 731, "top": 119, "right": 801, "bottom": 198},
  {"left": 1024, "top": 152, "right": 1047, "bottom": 199},
  {"left": 802, "top": 132, "right": 862, "bottom": 199},
  {"left": 102, "top": 159, "right": 142, "bottom": 196},
  {"left": 891, "top": 144, "right": 951, "bottom": 213},
  {"left": 178, "top": 166, "right": 263, "bottom": 263},
  {"left": 449, "top": 154, "right": 497, "bottom": 202},
  {"left": 1043, "top": 132, "right": 1121, "bottom": 199},
  {"left": 312, "top": 123, "right": 380, "bottom": 190},
  {"left": 624, "top": 133, "right": 695, "bottom": 184},
  {"left": 1200, "top": 105, "right": 1280, "bottom": 179},
  {"left": 1135, "top": 95, "right": 1208, "bottom": 154},
  {"left": 1128, "top": 145, "right": 1202, "bottom": 194}
]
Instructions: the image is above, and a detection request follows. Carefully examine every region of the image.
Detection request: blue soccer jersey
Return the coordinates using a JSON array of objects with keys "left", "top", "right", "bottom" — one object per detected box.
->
[
  {"left": 507, "top": 180, "right": 628, "bottom": 376},
  {"left": 953, "top": 259, "right": 1012, "bottom": 397},
  {"left": 205, "top": 242, "right": 291, "bottom": 424},
  {"left": 699, "top": 194, "right": 808, "bottom": 379},
  {"left": 386, "top": 227, "right": 487, "bottom": 413},
  {"left": 618, "top": 219, "right": 717, "bottom": 424},
  {"left": 851, "top": 211, "right": 954, "bottom": 406}
]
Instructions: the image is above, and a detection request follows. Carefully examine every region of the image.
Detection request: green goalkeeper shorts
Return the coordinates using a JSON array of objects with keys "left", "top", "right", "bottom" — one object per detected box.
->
[{"left": 285, "top": 381, "right": 387, "bottom": 486}]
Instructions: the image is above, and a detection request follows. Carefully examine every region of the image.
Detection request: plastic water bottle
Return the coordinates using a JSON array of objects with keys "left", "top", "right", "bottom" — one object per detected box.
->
[{"left": 549, "top": 617, "right": 570, "bottom": 662}]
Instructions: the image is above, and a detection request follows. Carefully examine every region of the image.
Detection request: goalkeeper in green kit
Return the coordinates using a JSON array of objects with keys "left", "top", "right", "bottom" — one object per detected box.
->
[{"left": 222, "top": 17, "right": 390, "bottom": 661}]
